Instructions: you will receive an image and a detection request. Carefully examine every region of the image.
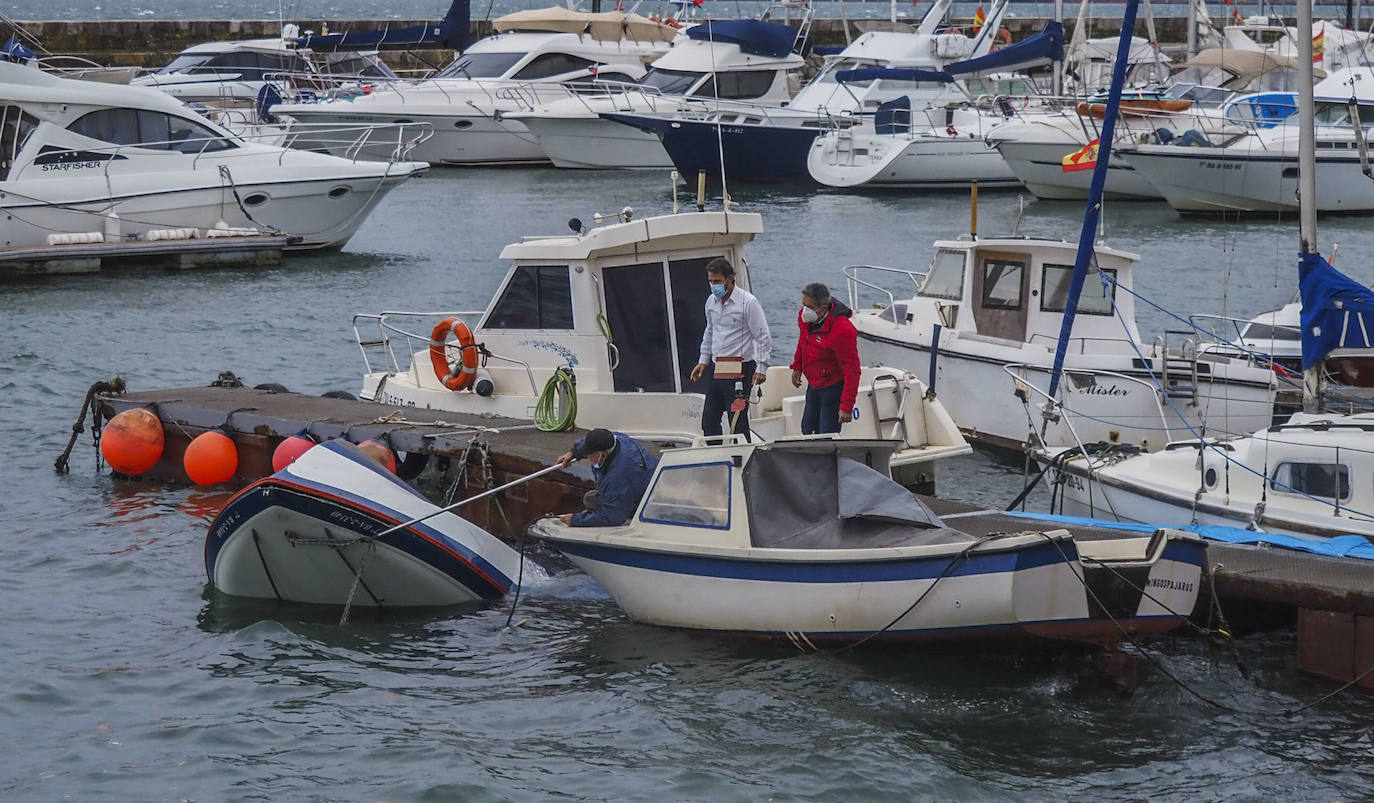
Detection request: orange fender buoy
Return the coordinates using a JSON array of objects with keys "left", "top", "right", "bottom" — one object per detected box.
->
[
  {"left": 429, "top": 317, "right": 479, "bottom": 391},
  {"left": 271, "top": 434, "right": 316, "bottom": 473},
  {"left": 358, "top": 440, "right": 397, "bottom": 473},
  {"left": 184, "top": 430, "right": 238, "bottom": 485},
  {"left": 100, "top": 408, "right": 165, "bottom": 475}
]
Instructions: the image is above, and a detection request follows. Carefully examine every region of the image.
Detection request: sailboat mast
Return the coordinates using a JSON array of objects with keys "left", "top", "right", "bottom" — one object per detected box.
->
[{"left": 1298, "top": 0, "right": 1317, "bottom": 256}]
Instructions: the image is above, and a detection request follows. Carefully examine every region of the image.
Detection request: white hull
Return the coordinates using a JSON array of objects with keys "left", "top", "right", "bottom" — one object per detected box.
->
[
  {"left": 519, "top": 115, "right": 671, "bottom": 169},
  {"left": 537, "top": 527, "right": 1205, "bottom": 642},
  {"left": 993, "top": 139, "right": 1162, "bottom": 200},
  {"left": 809, "top": 131, "right": 1020, "bottom": 189},
  {"left": 207, "top": 440, "right": 525, "bottom": 606},
  {"left": 1, "top": 165, "right": 420, "bottom": 250},
  {"left": 282, "top": 107, "right": 548, "bottom": 165},
  {"left": 1121, "top": 147, "right": 1374, "bottom": 213},
  {"left": 859, "top": 335, "right": 1275, "bottom": 451}
]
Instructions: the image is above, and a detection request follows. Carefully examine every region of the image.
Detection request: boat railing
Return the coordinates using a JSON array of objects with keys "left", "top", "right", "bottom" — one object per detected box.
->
[
  {"left": 354, "top": 311, "right": 543, "bottom": 395},
  {"left": 1001, "top": 362, "right": 1175, "bottom": 453},
  {"left": 1187, "top": 312, "right": 1301, "bottom": 359},
  {"left": 842, "top": 264, "right": 926, "bottom": 316},
  {"left": 1024, "top": 332, "right": 1154, "bottom": 357}
]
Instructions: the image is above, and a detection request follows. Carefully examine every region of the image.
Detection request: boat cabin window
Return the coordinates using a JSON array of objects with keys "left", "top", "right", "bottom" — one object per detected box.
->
[
  {"left": 1269, "top": 462, "right": 1350, "bottom": 501},
  {"left": 1169, "top": 65, "right": 1231, "bottom": 89},
  {"left": 567, "top": 71, "right": 637, "bottom": 85},
  {"left": 437, "top": 51, "right": 525, "bottom": 79},
  {"left": 1325, "top": 355, "right": 1374, "bottom": 388},
  {"left": 1314, "top": 101, "right": 1374, "bottom": 126},
  {"left": 641, "top": 68, "right": 703, "bottom": 94},
  {"left": 639, "top": 462, "right": 732, "bottom": 529},
  {"left": 980, "top": 258, "right": 1025, "bottom": 310},
  {"left": 917, "top": 249, "right": 965, "bottom": 300},
  {"left": 69, "top": 109, "right": 236, "bottom": 153},
  {"left": 1040, "top": 265, "right": 1116, "bottom": 315},
  {"left": 160, "top": 50, "right": 312, "bottom": 79},
  {"left": 0, "top": 105, "right": 39, "bottom": 180},
  {"left": 512, "top": 53, "right": 598, "bottom": 81},
  {"left": 1240, "top": 68, "right": 1300, "bottom": 93},
  {"left": 694, "top": 71, "right": 778, "bottom": 100},
  {"left": 484, "top": 265, "right": 573, "bottom": 330}
]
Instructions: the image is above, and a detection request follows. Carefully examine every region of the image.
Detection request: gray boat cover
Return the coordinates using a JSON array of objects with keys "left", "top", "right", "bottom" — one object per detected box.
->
[{"left": 742, "top": 448, "right": 975, "bottom": 550}]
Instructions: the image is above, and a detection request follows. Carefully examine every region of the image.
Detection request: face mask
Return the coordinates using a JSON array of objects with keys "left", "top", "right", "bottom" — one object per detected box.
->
[
  {"left": 801, "top": 306, "right": 821, "bottom": 324},
  {"left": 710, "top": 283, "right": 727, "bottom": 299}
]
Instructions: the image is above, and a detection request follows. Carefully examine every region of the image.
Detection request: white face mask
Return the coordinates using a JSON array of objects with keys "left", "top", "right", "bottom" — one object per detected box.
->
[{"left": 801, "top": 306, "right": 821, "bottom": 324}]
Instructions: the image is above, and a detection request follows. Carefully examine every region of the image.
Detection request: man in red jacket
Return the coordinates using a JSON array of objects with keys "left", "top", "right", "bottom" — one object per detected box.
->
[{"left": 789, "top": 282, "right": 861, "bottom": 434}]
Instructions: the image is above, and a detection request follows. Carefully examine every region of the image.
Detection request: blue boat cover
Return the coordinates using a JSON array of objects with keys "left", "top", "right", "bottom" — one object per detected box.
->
[
  {"left": 1005, "top": 510, "right": 1374, "bottom": 561},
  {"left": 874, "top": 96, "right": 911, "bottom": 134},
  {"left": 1299, "top": 251, "right": 1374, "bottom": 369},
  {"left": 295, "top": 0, "right": 470, "bottom": 51},
  {"left": 835, "top": 67, "right": 953, "bottom": 85},
  {"left": 1, "top": 37, "right": 35, "bottom": 63},
  {"left": 945, "top": 21, "right": 1064, "bottom": 76},
  {"left": 685, "top": 19, "right": 799, "bottom": 58}
]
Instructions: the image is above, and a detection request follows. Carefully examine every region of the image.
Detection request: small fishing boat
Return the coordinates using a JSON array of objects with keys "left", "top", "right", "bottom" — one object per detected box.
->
[
  {"left": 206, "top": 438, "right": 523, "bottom": 607},
  {"left": 532, "top": 438, "right": 1206, "bottom": 645}
]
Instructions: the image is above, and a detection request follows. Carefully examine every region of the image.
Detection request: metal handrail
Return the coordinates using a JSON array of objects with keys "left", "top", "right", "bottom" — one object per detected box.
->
[
  {"left": 842, "top": 263, "right": 926, "bottom": 314},
  {"left": 353, "top": 310, "right": 545, "bottom": 395}
]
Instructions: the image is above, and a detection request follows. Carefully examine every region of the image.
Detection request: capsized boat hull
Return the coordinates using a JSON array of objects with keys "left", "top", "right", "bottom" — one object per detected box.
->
[
  {"left": 206, "top": 439, "right": 522, "bottom": 606},
  {"left": 535, "top": 526, "right": 1205, "bottom": 644}
]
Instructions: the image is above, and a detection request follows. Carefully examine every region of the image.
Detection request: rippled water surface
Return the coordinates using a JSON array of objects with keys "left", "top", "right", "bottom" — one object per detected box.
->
[{"left": 8, "top": 168, "right": 1374, "bottom": 800}]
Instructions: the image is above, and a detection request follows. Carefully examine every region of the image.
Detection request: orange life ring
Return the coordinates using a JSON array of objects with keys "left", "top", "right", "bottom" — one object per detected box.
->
[
  {"left": 429, "top": 317, "right": 479, "bottom": 391},
  {"left": 998, "top": 29, "right": 1012, "bottom": 45},
  {"left": 664, "top": 16, "right": 680, "bottom": 28}
]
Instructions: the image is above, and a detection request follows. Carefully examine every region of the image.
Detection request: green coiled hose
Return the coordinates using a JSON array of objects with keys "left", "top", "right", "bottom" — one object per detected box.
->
[{"left": 534, "top": 366, "right": 577, "bottom": 432}]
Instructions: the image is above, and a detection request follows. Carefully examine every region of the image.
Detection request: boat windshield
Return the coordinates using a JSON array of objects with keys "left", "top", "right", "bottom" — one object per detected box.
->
[
  {"left": 812, "top": 58, "right": 871, "bottom": 85},
  {"left": 158, "top": 54, "right": 213, "bottom": 74},
  {"left": 1169, "top": 64, "right": 1233, "bottom": 88},
  {"left": 640, "top": 67, "right": 703, "bottom": 95},
  {"left": 436, "top": 51, "right": 525, "bottom": 79},
  {"left": 917, "top": 249, "right": 965, "bottom": 300}
]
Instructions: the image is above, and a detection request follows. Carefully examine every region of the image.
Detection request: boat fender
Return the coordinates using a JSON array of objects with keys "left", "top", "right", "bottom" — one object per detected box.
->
[
  {"left": 473, "top": 367, "right": 495, "bottom": 397},
  {"left": 429, "top": 317, "right": 479, "bottom": 392},
  {"left": 46, "top": 232, "right": 103, "bottom": 245},
  {"left": 147, "top": 228, "right": 198, "bottom": 241},
  {"left": 103, "top": 209, "right": 120, "bottom": 243}
]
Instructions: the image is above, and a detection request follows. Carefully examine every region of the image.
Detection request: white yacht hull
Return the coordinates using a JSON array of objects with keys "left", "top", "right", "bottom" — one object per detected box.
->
[
  {"left": 281, "top": 107, "right": 549, "bottom": 165},
  {"left": 1121, "top": 147, "right": 1374, "bottom": 213},
  {"left": 0, "top": 165, "right": 421, "bottom": 250},
  {"left": 809, "top": 131, "right": 1020, "bottom": 189},
  {"left": 519, "top": 115, "right": 671, "bottom": 169},
  {"left": 859, "top": 333, "right": 1275, "bottom": 452},
  {"left": 535, "top": 525, "right": 1205, "bottom": 643},
  {"left": 994, "top": 139, "right": 1161, "bottom": 200}
]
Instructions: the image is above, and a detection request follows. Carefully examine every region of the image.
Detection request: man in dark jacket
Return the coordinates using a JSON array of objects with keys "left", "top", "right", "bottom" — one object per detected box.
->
[
  {"left": 555, "top": 428, "right": 660, "bottom": 527},
  {"left": 789, "top": 282, "right": 862, "bottom": 434}
]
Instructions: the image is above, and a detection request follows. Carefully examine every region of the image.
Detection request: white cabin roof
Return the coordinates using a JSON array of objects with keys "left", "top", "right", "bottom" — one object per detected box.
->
[
  {"left": 650, "top": 37, "right": 804, "bottom": 72},
  {"left": 499, "top": 211, "right": 762, "bottom": 261},
  {"left": 0, "top": 61, "right": 203, "bottom": 119}
]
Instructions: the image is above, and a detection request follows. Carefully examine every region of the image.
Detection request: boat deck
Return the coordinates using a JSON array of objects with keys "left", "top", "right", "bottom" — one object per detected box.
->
[{"left": 1, "top": 235, "right": 290, "bottom": 278}]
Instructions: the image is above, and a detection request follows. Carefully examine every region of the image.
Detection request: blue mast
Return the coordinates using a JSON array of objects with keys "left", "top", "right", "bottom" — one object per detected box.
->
[{"left": 1045, "top": 0, "right": 1141, "bottom": 401}]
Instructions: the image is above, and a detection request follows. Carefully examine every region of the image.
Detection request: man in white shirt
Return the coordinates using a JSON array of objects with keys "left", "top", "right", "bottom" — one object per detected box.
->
[{"left": 689, "top": 257, "right": 773, "bottom": 442}]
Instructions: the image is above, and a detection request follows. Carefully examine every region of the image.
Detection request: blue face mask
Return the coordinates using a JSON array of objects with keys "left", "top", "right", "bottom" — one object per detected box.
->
[{"left": 710, "top": 283, "right": 727, "bottom": 299}]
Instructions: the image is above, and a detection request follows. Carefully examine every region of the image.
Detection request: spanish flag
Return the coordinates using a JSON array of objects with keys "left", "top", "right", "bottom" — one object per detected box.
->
[
  {"left": 1223, "top": 0, "right": 1243, "bottom": 25},
  {"left": 1313, "top": 24, "right": 1325, "bottom": 64},
  {"left": 973, "top": 5, "right": 986, "bottom": 31},
  {"left": 1062, "top": 138, "right": 1100, "bottom": 173}
]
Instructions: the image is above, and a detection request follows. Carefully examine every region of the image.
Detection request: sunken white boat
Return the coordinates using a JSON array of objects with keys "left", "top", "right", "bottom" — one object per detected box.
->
[
  {"left": 206, "top": 439, "right": 522, "bottom": 607},
  {"left": 532, "top": 438, "right": 1206, "bottom": 645}
]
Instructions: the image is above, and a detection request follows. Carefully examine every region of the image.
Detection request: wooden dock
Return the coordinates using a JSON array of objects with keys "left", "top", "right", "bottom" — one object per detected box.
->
[
  {"left": 1, "top": 235, "right": 290, "bottom": 278},
  {"left": 84, "top": 382, "right": 1374, "bottom": 687}
]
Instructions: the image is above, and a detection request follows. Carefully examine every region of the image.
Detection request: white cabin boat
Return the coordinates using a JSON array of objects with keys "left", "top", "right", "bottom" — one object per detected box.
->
[
  {"left": 273, "top": 8, "right": 678, "bottom": 165},
  {"left": 509, "top": 18, "right": 807, "bottom": 170},
  {"left": 133, "top": 35, "right": 320, "bottom": 106},
  {"left": 353, "top": 209, "right": 970, "bottom": 482},
  {"left": 845, "top": 232, "right": 1277, "bottom": 451},
  {"left": 0, "top": 62, "right": 426, "bottom": 251},
  {"left": 532, "top": 437, "right": 1206, "bottom": 645},
  {"left": 207, "top": 438, "right": 528, "bottom": 607}
]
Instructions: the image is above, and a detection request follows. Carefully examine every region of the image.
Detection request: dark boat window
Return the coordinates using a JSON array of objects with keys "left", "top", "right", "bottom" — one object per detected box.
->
[
  {"left": 512, "top": 53, "right": 597, "bottom": 80},
  {"left": 201, "top": 50, "right": 312, "bottom": 80},
  {"left": 669, "top": 256, "right": 718, "bottom": 391},
  {"left": 1041, "top": 265, "right": 1116, "bottom": 315},
  {"left": 485, "top": 265, "right": 573, "bottom": 330},
  {"left": 641, "top": 67, "right": 702, "bottom": 94},
  {"left": 693, "top": 71, "right": 778, "bottom": 100},
  {"left": 436, "top": 51, "right": 525, "bottom": 79},
  {"left": 1270, "top": 462, "right": 1350, "bottom": 500},
  {"left": 981, "top": 258, "right": 1024, "bottom": 310},
  {"left": 0, "top": 105, "right": 39, "bottom": 180},
  {"left": 69, "top": 109, "right": 236, "bottom": 153}
]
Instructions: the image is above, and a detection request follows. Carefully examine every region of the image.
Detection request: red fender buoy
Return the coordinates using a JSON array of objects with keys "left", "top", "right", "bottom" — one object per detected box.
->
[
  {"left": 100, "top": 408, "right": 165, "bottom": 475},
  {"left": 271, "top": 435, "right": 316, "bottom": 473},
  {"left": 184, "top": 430, "right": 238, "bottom": 485}
]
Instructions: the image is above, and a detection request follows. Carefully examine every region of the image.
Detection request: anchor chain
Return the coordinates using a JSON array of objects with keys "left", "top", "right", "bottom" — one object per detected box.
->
[{"left": 54, "top": 377, "right": 126, "bottom": 474}]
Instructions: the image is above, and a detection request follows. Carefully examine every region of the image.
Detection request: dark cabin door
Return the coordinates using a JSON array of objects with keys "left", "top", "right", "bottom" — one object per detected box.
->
[
  {"left": 971, "top": 251, "right": 1031, "bottom": 342},
  {"left": 603, "top": 261, "right": 675, "bottom": 392},
  {"left": 669, "top": 255, "right": 720, "bottom": 394}
]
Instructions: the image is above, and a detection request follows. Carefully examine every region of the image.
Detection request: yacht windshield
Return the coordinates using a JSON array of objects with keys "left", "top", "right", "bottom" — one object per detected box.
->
[
  {"left": 158, "top": 54, "right": 213, "bottom": 74},
  {"left": 918, "top": 250, "right": 965, "bottom": 300},
  {"left": 1169, "top": 65, "right": 1233, "bottom": 88},
  {"left": 436, "top": 51, "right": 525, "bottom": 79},
  {"left": 641, "top": 68, "right": 703, "bottom": 94}
]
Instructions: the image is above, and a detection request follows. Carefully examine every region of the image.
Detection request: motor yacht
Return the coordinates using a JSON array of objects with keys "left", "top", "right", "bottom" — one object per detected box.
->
[{"left": 0, "top": 61, "right": 426, "bottom": 251}]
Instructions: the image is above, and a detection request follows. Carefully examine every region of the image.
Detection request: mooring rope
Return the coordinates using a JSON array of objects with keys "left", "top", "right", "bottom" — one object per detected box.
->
[{"left": 54, "top": 377, "right": 126, "bottom": 474}]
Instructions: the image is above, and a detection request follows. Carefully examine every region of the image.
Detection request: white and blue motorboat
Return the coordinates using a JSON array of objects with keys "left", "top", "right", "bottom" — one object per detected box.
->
[
  {"left": 601, "top": 0, "right": 1011, "bottom": 182},
  {"left": 532, "top": 438, "right": 1206, "bottom": 645},
  {"left": 206, "top": 439, "right": 524, "bottom": 607}
]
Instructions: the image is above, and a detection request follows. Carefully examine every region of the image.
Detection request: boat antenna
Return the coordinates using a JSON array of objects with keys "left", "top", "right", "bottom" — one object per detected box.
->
[
  {"left": 1046, "top": 0, "right": 1141, "bottom": 403},
  {"left": 705, "top": 19, "right": 732, "bottom": 213}
]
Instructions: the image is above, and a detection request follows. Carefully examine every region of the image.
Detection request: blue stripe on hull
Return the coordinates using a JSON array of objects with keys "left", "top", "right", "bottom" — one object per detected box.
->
[
  {"left": 206, "top": 480, "right": 510, "bottom": 600},
  {"left": 602, "top": 113, "right": 820, "bottom": 181},
  {"left": 542, "top": 536, "right": 1077, "bottom": 583}
]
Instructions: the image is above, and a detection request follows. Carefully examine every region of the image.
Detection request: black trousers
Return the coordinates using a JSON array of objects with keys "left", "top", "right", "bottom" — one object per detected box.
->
[{"left": 701, "top": 360, "right": 756, "bottom": 441}]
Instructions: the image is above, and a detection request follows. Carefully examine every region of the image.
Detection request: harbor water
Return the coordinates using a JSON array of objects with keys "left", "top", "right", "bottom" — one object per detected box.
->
[{"left": 7, "top": 168, "right": 1374, "bottom": 799}]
